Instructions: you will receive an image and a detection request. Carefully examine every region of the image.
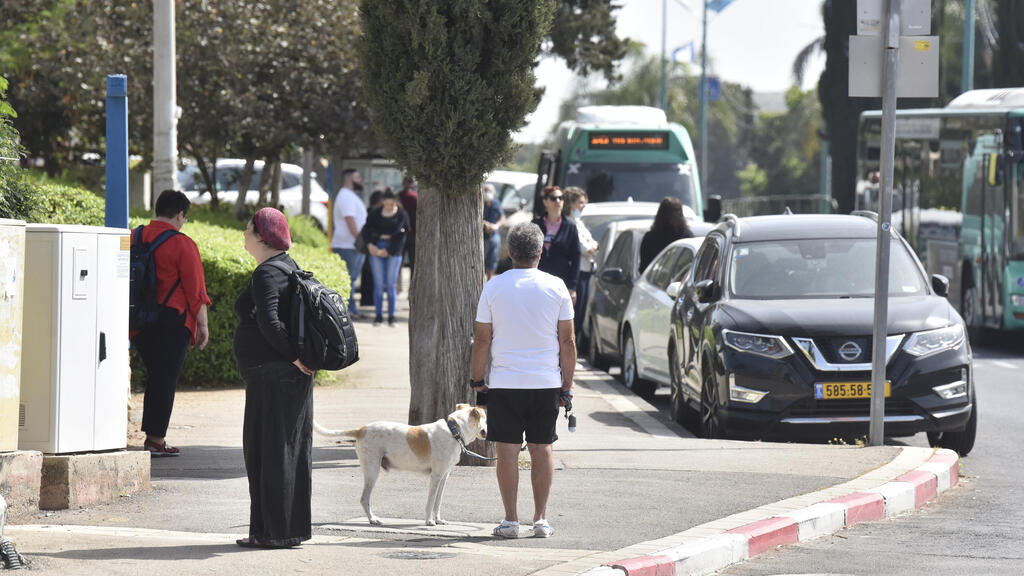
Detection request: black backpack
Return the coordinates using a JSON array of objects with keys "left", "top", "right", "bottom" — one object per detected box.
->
[
  {"left": 263, "top": 260, "right": 359, "bottom": 371},
  {"left": 129, "top": 225, "right": 180, "bottom": 331}
]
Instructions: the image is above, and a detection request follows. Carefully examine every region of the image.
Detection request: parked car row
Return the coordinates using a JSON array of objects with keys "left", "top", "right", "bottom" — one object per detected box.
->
[
  {"left": 178, "top": 159, "right": 331, "bottom": 230},
  {"left": 578, "top": 210, "right": 977, "bottom": 454}
]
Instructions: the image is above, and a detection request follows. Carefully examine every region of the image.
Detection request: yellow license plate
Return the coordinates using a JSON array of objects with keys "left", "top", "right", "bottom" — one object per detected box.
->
[{"left": 815, "top": 381, "right": 891, "bottom": 400}]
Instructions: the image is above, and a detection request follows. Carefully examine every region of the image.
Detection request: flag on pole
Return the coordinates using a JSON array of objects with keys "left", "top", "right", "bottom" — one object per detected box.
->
[{"left": 707, "top": 0, "right": 736, "bottom": 13}]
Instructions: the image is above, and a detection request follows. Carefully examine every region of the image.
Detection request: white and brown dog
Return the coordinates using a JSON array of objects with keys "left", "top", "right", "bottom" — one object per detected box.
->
[{"left": 313, "top": 404, "right": 488, "bottom": 527}]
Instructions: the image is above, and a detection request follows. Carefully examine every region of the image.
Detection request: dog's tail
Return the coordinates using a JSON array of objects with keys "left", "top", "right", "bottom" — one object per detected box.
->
[{"left": 312, "top": 419, "right": 365, "bottom": 440}]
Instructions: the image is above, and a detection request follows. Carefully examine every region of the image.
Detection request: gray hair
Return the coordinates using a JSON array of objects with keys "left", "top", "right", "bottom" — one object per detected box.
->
[{"left": 507, "top": 222, "right": 544, "bottom": 264}]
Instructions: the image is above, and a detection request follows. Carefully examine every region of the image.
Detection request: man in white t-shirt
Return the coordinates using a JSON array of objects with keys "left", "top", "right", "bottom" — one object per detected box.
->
[
  {"left": 471, "top": 222, "right": 575, "bottom": 540},
  {"left": 331, "top": 169, "right": 368, "bottom": 317}
]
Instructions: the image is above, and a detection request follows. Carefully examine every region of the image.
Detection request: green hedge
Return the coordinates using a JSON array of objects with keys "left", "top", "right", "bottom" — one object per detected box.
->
[
  {"left": 26, "top": 178, "right": 106, "bottom": 225},
  {"left": 129, "top": 215, "right": 349, "bottom": 386}
]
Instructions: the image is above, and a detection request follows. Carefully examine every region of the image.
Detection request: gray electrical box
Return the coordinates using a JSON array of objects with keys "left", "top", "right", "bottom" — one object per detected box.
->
[
  {"left": 849, "top": 35, "right": 940, "bottom": 98},
  {"left": 857, "top": 0, "right": 931, "bottom": 36}
]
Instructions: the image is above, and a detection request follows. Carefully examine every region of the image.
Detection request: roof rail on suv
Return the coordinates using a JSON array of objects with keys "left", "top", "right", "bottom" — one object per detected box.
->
[
  {"left": 721, "top": 213, "right": 742, "bottom": 238},
  {"left": 851, "top": 210, "right": 878, "bottom": 222}
]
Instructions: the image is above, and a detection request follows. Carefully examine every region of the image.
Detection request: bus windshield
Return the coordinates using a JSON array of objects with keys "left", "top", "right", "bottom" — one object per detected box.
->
[{"left": 563, "top": 162, "right": 697, "bottom": 211}]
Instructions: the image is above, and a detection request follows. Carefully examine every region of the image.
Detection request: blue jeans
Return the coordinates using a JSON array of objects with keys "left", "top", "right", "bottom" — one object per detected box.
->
[
  {"left": 333, "top": 248, "right": 365, "bottom": 315},
  {"left": 369, "top": 244, "right": 403, "bottom": 318}
]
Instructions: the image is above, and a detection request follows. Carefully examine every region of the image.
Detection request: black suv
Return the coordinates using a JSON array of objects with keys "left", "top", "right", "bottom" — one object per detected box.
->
[{"left": 669, "top": 214, "right": 976, "bottom": 454}]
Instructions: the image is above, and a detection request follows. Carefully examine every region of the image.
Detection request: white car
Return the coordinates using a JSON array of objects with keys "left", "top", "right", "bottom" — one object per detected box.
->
[
  {"left": 618, "top": 237, "right": 705, "bottom": 398},
  {"left": 485, "top": 170, "right": 537, "bottom": 215},
  {"left": 178, "top": 159, "right": 330, "bottom": 230}
]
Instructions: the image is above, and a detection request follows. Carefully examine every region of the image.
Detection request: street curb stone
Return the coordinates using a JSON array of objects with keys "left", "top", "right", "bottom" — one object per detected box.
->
[{"left": 575, "top": 448, "right": 959, "bottom": 576}]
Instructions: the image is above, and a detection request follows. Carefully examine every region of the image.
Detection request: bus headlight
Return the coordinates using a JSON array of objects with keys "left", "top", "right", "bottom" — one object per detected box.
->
[
  {"left": 1011, "top": 294, "right": 1024, "bottom": 307},
  {"left": 903, "top": 324, "right": 965, "bottom": 357}
]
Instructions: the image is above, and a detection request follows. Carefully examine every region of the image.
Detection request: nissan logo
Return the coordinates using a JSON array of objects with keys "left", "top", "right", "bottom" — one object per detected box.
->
[{"left": 838, "top": 341, "right": 862, "bottom": 361}]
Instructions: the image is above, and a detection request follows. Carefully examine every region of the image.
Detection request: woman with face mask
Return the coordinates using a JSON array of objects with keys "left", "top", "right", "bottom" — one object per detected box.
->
[
  {"left": 482, "top": 184, "right": 506, "bottom": 280},
  {"left": 563, "top": 187, "right": 598, "bottom": 337}
]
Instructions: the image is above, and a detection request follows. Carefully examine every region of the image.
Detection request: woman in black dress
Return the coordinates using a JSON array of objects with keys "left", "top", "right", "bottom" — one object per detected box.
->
[{"left": 233, "top": 207, "right": 315, "bottom": 549}]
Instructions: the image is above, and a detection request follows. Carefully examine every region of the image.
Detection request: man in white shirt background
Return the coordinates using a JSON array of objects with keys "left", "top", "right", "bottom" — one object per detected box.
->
[
  {"left": 331, "top": 168, "right": 368, "bottom": 317},
  {"left": 471, "top": 222, "right": 575, "bottom": 540}
]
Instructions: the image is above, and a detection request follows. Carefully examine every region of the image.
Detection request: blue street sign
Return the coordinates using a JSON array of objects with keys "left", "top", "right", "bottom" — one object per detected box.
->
[{"left": 703, "top": 77, "right": 721, "bottom": 101}]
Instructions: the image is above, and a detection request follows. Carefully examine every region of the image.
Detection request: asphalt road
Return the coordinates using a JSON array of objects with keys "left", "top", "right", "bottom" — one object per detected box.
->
[{"left": 695, "top": 336, "right": 1024, "bottom": 576}]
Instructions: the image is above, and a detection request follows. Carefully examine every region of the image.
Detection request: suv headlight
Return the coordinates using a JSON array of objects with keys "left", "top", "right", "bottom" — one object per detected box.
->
[
  {"left": 722, "top": 329, "right": 793, "bottom": 359},
  {"left": 903, "top": 324, "right": 965, "bottom": 357}
]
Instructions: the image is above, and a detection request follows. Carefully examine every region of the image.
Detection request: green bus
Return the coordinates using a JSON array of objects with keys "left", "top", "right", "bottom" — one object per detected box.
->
[
  {"left": 856, "top": 88, "right": 1024, "bottom": 332},
  {"left": 535, "top": 106, "right": 716, "bottom": 221}
]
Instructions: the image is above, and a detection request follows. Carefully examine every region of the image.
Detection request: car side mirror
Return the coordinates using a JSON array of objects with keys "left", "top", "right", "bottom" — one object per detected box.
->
[
  {"left": 695, "top": 279, "right": 718, "bottom": 303},
  {"left": 704, "top": 195, "right": 722, "bottom": 223},
  {"left": 667, "top": 281, "right": 681, "bottom": 299},
  {"left": 600, "top": 267, "right": 627, "bottom": 284},
  {"left": 931, "top": 274, "right": 949, "bottom": 297}
]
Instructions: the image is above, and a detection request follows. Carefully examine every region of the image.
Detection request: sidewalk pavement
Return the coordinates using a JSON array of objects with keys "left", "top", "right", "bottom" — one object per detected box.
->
[{"left": 6, "top": 281, "right": 960, "bottom": 575}]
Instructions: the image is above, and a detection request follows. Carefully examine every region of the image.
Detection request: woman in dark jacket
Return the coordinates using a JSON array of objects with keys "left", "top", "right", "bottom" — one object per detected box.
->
[
  {"left": 639, "top": 197, "right": 693, "bottom": 273},
  {"left": 532, "top": 185, "right": 582, "bottom": 303},
  {"left": 362, "top": 189, "right": 409, "bottom": 326},
  {"left": 234, "top": 207, "right": 315, "bottom": 549}
]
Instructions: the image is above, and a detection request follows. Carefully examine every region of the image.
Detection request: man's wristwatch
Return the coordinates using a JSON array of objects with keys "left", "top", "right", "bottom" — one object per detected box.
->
[{"left": 470, "top": 378, "right": 485, "bottom": 389}]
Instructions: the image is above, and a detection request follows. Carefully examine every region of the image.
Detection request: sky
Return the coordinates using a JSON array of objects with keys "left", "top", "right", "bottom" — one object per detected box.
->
[{"left": 516, "top": 0, "right": 829, "bottom": 143}]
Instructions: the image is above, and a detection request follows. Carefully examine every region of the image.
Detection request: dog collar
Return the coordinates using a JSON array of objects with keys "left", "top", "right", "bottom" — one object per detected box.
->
[
  {"left": 446, "top": 418, "right": 463, "bottom": 441},
  {"left": 446, "top": 417, "right": 497, "bottom": 462}
]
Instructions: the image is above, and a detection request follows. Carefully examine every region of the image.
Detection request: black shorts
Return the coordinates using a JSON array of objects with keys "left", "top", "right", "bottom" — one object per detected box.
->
[{"left": 488, "top": 388, "right": 561, "bottom": 445}]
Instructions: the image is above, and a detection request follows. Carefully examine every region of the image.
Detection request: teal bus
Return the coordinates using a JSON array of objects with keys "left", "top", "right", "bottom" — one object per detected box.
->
[
  {"left": 856, "top": 88, "right": 1024, "bottom": 333},
  {"left": 535, "top": 106, "right": 715, "bottom": 221}
]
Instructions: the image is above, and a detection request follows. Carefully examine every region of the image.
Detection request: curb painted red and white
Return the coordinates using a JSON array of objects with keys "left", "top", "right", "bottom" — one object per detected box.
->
[{"left": 580, "top": 448, "right": 959, "bottom": 576}]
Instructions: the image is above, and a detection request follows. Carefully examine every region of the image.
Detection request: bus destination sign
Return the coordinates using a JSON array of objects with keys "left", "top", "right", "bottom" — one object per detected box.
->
[{"left": 588, "top": 132, "right": 670, "bottom": 150}]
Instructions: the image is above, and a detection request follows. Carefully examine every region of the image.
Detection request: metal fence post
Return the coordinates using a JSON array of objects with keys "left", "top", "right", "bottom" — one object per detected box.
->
[{"left": 105, "top": 75, "right": 129, "bottom": 229}]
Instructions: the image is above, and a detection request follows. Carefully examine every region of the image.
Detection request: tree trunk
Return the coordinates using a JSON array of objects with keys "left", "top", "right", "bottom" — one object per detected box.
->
[
  {"left": 408, "top": 185, "right": 490, "bottom": 465},
  {"left": 257, "top": 157, "right": 274, "bottom": 205},
  {"left": 234, "top": 156, "right": 257, "bottom": 220},
  {"left": 269, "top": 159, "right": 282, "bottom": 207}
]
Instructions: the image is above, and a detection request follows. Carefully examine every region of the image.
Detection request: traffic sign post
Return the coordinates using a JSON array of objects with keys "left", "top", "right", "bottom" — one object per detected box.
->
[{"left": 849, "top": 0, "right": 936, "bottom": 446}]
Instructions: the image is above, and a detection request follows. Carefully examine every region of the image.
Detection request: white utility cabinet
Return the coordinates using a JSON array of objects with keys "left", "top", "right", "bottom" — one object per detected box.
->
[{"left": 18, "top": 224, "right": 131, "bottom": 454}]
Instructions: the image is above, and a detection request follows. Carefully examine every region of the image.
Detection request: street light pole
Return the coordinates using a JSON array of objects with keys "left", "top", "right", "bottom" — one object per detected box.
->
[
  {"left": 870, "top": 0, "right": 902, "bottom": 447},
  {"left": 153, "top": 0, "right": 178, "bottom": 200},
  {"left": 660, "top": 0, "right": 668, "bottom": 111},
  {"left": 961, "top": 0, "right": 975, "bottom": 92},
  {"left": 699, "top": 0, "right": 708, "bottom": 184}
]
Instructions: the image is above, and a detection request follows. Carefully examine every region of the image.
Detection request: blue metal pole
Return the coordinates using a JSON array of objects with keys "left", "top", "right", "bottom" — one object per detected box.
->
[
  {"left": 961, "top": 0, "right": 975, "bottom": 93},
  {"left": 105, "top": 75, "right": 129, "bottom": 229}
]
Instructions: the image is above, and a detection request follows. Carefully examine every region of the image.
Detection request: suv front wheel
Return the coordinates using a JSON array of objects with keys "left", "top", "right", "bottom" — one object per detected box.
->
[{"left": 700, "top": 367, "right": 724, "bottom": 439}]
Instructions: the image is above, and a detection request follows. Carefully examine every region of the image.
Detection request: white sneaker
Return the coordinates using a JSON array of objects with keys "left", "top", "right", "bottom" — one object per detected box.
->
[
  {"left": 492, "top": 521, "right": 520, "bottom": 539},
  {"left": 533, "top": 520, "right": 554, "bottom": 538}
]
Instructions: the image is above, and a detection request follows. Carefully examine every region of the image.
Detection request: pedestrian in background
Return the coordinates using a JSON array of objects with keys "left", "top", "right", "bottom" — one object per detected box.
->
[
  {"left": 131, "top": 190, "right": 211, "bottom": 457},
  {"left": 362, "top": 189, "right": 409, "bottom": 327},
  {"left": 532, "top": 186, "right": 581, "bottom": 305},
  {"left": 639, "top": 197, "right": 693, "bottom": 273},
  {"left": 331, "top": 169, "right": 368, "bottom": 318},
  {"left": 483, "top": 183, "right": 505, "bottom": 280},
  {"left": 471, "top": 222, "right": 575, "bottom": 540},
  {"left": 234, "top": 207, "right": 315, "bottom": 549},
  {"left": 360, "top": 190, "right": 384, "bottom": 308},
  {"left": 398, "top": 175, "right": 418, "bottom": 292},
  {"left": 563, "top": 186, "right": 598, "bottom": 336}
]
